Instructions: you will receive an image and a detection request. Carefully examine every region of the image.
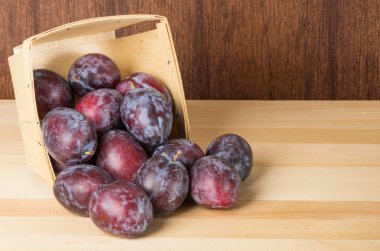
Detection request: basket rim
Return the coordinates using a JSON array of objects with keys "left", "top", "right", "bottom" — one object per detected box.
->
[{"left": 22, "top": 14, "right": 167, "bottom": 46}]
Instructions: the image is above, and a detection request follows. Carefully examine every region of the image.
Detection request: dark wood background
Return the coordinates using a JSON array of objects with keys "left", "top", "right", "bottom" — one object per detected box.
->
[{"left": 2, "top": 0, "right": 380, "bottom": 100}]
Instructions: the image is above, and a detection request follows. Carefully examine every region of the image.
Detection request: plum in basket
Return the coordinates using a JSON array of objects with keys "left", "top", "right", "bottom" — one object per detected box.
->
[
  {"left": 34, "top": 69, "right": 74, "bottom": 119},
  {"left": 42, "top": 107, "right": 97, "bottom": 165},
  {"left": 68, "top": 53, "right": 121, "bottom": 96},
  {"left": 75, "top": 88, "right": 122, "bottom": 135},
  {"left": 116, "top": 72, "right": 173, "bottom": 106},
  {"left": 96, "top": 130, "right": 147, "bottom": 181},
  {"left": 120, "top": 88, "right": 173, "bottom": 147}
]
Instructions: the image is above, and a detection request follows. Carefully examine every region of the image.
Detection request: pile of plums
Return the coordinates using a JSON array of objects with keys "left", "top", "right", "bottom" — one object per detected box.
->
[{"left": 35, "top": 53, "right": 253, "bottom": 238}]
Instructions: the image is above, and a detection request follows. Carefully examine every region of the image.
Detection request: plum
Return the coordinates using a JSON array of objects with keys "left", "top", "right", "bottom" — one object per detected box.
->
[
  {"left": 75, "top": 89, "right": 122, "bottom": 135},
  {"left": 190, "top": 156, "right": 240, "bottom": 209},
  {"left": 206, "top": 134, "right": 253, "bottom": 181},
  {"left": 89, "top": 180, "right": 153, "bottom": 238},
  {"left": 134, "top": 154, "right": 189, "bottom": 216},
  {"left": 53, "top": 164, "right": 114, "bottom": 216},
  {"left": 116, "top": 72, "right": 173, "bottom": 106},
  {"left": 42, "top": 107, "right": 97, "bottom": 165},
  {"left": 68, "top": 53, "right": 121, "bottom": 96},
  {"left": 116, "top": 79, "right": 144, "bottom": 95},
  {"left": 96, "top": 130, "right": 147, "bottom": 181},
  {"left": 120, "top": 88, "right": 172, "bottom": 147},
  {"left": 153, "top": 138, "right": 204, "bottom": 171},
  {"left": 33, "top": 69, "right": 74, "bottom": 119}
]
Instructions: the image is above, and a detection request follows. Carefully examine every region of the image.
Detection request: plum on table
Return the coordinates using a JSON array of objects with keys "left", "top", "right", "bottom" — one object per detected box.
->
[
  {"left": 153, "top": 138, "right": 204, "bottom": 172},
  {"left": 134, "top": 153, "right": 189, "bottom": 216},
  {"left": 53, "top": 164, "right": 114, "bottom": 216},
  {"left": 89, "top": 180, "right": 153, "bottom": 238},
  {"left": 190, "top": 156, "right": 240, "bottom": 209},
  {"left": 206, "top": 134, "right": 253, "bottom": 181}
]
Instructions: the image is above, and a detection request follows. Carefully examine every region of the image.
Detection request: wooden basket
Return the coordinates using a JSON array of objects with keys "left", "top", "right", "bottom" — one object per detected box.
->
[{"left": 8, "top": 15, "right": 190, "bottom": 186}]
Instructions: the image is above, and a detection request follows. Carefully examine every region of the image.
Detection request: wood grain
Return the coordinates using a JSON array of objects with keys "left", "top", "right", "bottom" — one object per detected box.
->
[
  {"left": 2, "top": 199, "right": 380, "bottom": 220},
  {"left": 2, "top": 0, "right": 380, "bottom": 100},
  {"left": 0, "top": 100, "right": 380, "bottom": 250}
]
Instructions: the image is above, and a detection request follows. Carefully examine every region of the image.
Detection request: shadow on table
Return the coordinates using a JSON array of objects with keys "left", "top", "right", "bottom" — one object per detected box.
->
[
  {"left": 233, "top": 159, "right": 271, "bottom": 209},
  {"left": 143, "top": 217, "right": 166, "bottom": 237}
]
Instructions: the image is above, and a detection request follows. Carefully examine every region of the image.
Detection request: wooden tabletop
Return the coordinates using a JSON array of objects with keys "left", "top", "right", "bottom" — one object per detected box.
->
[{"left": 1, "top": 100, "right": 380, "bottom": 250}]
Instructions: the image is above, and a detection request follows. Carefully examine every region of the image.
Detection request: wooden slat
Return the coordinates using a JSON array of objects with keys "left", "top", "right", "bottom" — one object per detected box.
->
[
  {"left": 187, "top": 101, "right": 380, "bottom": 130},
  {"left": 2, "top": 199, "right": 380, "bottom": 220},
  {"left": 191, "top": 128, "right": 380, "bottom": 144},
  {"left": 0, "top": 100, "right": 19, "bottom": 125},
  {"left": 0, "top": 217, "right": 379, "bottom": 240},
  {"left": 195, "top": 142, "right": 380, "bottom": 167},
  {"left": 0, "top": 237, "right": 378, "bottom": 251},
  {"left": 244, "top": 166, "right": 380, "bottom": 201}
]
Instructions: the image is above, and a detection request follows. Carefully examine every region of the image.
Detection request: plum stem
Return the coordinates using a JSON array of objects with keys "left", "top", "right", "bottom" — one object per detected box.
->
[{"left": 172, "top": 150, "right": 182, "bottom": 162}]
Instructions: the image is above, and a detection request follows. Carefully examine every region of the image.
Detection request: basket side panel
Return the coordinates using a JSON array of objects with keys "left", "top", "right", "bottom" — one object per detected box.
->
[
  {"left": 156, "top": 21, "right": 190, "bottom": 139},
  {"left": 8, "top": 53, "right": 54, "bottom": 186}
]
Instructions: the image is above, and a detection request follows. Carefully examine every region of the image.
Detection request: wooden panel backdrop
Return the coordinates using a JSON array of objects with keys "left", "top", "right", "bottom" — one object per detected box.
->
[{"left": 1, "top": 0, "right": 380, "bottom": 100}]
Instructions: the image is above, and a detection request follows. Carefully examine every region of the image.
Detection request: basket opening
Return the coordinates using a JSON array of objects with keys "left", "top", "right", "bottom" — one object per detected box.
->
[{"left": 115, "top": 20, "right": 160, "bottom": 38}]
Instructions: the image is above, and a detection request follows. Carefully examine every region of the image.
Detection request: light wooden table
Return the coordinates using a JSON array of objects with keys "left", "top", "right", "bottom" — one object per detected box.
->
[{"left": 1, "top": 100, "right": 380, "bottom": 250}]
